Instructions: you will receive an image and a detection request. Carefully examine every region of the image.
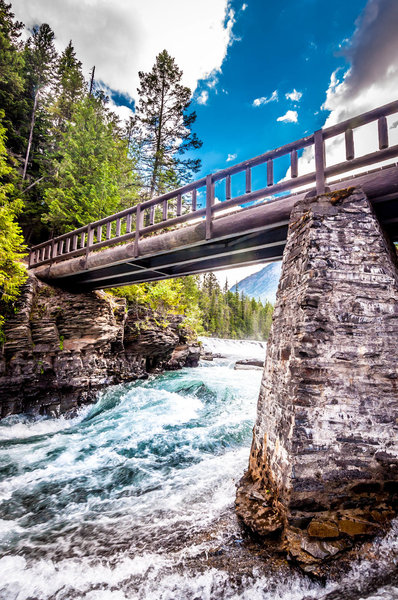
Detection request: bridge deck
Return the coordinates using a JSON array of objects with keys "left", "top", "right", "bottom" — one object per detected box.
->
[
  {"left": 32, "top": 166, "right": 398, "bottom": 291},
  {"left": 30, "top": 100, "right": 398, "bottom": 291}
]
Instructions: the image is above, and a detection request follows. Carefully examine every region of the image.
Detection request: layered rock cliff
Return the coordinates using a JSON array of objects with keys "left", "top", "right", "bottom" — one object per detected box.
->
[
  {"left": 0, "top": 274, "right": 199, "bottom": 418},
  {"left": 236, "top": 187, "right": 398, "bottom": 569}
]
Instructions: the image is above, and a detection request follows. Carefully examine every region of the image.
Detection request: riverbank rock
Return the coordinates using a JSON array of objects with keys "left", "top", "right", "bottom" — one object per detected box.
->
[
  {"left": 234, "top": 359, "right": 264, "bottom": 370},
  {"left": 0, "top": 274, "right": 199, "bottom": 418},
  {"left": 200, "top": 352, "right": 214, "bottom": 361},
  {"left": 236, "top": 187, "right": 398, "bottom": 569}
]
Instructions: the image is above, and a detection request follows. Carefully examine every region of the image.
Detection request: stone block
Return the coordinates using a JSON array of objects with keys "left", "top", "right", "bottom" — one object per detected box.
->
[{"left": 236, "top": 187, "right": 398, "bottom": 565}]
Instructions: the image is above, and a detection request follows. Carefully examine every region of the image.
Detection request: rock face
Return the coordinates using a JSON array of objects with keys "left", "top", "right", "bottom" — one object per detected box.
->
[
  {"left": 0, "top": 274, "right": 200, "bottom": 418},
  {"left": 236, "top": 187, "right": 398, "bottom": 567},
  {"left": 234, "top": 359, "right": 264, "bottom": 370}
]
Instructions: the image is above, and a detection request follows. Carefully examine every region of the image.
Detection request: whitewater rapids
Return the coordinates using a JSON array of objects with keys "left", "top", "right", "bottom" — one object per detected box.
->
[{"left": 0, "top": 338, "right": 398, "bottom": 599}]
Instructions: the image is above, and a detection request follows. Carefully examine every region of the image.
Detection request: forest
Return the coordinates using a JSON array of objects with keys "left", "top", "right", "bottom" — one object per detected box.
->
[{"left": 0, "top": 1, "right": 273, "bottom": 341}]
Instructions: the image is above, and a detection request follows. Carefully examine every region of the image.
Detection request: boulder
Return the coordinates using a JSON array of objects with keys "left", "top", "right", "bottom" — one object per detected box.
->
[{"left": 234, "top": 359, "right": 264, "bottom": 370}]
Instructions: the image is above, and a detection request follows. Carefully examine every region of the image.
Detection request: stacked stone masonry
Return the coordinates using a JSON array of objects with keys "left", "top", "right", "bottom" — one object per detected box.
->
[{"left": 236, "top": 187, "right": 398, "bottom": 567}]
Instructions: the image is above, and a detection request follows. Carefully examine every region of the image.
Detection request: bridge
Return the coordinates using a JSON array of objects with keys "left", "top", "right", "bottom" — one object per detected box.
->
[{"left": 30, "top": 100, "right": 398, "bottom": 291}]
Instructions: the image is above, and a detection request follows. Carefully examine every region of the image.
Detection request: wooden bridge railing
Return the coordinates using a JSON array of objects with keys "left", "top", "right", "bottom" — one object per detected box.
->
[{"left": 29, "top": 99, "right": 398, "bottom": 268}]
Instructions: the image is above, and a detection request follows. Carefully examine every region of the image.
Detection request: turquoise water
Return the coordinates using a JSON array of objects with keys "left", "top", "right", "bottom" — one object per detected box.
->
[{"left": 0, "top": 341, "right": 397, "bottom": 599}]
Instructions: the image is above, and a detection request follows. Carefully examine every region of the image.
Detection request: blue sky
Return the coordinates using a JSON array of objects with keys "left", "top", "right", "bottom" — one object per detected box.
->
[
  {"left": 192, "top": 0, "right": 367, "bottom": 181},
  {"left": 13, "top": 0, "right": 398, "bottom": 284}
]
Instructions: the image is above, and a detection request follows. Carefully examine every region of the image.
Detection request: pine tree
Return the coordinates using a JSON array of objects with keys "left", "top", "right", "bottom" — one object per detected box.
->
[
  {"left": 43, "top": 96, "right": 140, "bottom": 234},
  {"left": 197, "top": 272, "right": 274, "bottom": 340},
  {"left": 134, "top": 49, "right": 202, "bottom": 197},
  {"left": 51, "top": 41, "right": 86, "bottom": 138},
  {"left": 0, "top": 1, "right": 26, "bottom": 156},
  {"left": 22, "top": 23, "right": 58, "bottom": 180}
]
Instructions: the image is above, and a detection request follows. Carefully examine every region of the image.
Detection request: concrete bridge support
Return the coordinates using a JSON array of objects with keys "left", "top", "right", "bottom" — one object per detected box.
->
[{"left": 236, "top": 186, "right": 398, "bottom": 567}]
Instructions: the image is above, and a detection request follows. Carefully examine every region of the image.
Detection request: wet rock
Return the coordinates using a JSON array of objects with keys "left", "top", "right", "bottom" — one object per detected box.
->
[
  {"left": 338, "top": 517, "right": 380, "bottom": 537},
  {"left": 166, "top": 344, "right": 200, "bottom": 370},
  {"left": 307, "top": 520, "right": 340, "bottom": 539},
  {"left": 234, "top": 359, "right": 264, "bottom": 370},
  {"left": 236, "top": 474, "right": 283, "bottom": 537},
  {"left": 201, "top": 352, "right": 214, "bottom": 361},
  {"left": 0, "top": 274, "right": 199, "bottom": 418},
  {"left": 287, "top": 530, "right": 347, "bottom": 565},
  {"left": 301, "top": 538, "right": 331, "bottom": 560}
]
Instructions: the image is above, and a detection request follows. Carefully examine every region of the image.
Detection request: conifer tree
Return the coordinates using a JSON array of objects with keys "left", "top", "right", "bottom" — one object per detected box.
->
[
  {"left": 0, "top": 1, "right": 26, "bottom": 156},
  {"left": 44, "top": 96, "right": 140, "bottom": 234},
  {"left": 196, "top": 273, "right": 274, "bottom": 340},
  {"left": 22, "top": 23, "right": 58, "bottom": 180},
  {"left": 134, "top": 50, "right": 202, "bottom": 197},
  {"left": 51, "top": 41, "right": 86, "bottom": 138}
]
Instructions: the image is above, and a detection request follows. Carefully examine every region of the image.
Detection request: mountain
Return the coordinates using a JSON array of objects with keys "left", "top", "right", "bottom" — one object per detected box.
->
[{"left": 230, "top": 262, "right": 282, "bottom": 305}]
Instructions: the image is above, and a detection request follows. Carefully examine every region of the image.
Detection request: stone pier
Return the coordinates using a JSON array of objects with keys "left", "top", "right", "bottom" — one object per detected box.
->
[{"left": 236, "top": 187, "right": 398, "bottom": 566}]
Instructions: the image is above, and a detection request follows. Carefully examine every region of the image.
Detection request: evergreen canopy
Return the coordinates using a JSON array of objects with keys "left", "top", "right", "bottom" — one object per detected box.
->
[{"left": 134, "top": 49, "right": 202, "bottom": 197}]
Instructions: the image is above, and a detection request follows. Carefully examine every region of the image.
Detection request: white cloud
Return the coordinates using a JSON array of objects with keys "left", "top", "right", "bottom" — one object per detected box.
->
[
  {"left": 285, "top": 89, "right": 302, "bottom": 102},
  {"left": 294, "top": 0, "right": 398, "bottom": 182},
  {"left": 108, "top": 100, "right": 134, "bottom": 123},
  {"left": 12, "top": 0, "right": 235, "bottom": 102},
  {"left": 96, "top": 83, "right": 134, "bottom": 122},
  {"left": 206, "top": 72, "right": 219, "bottom": 89},
  {"left": 241, "top": 3, "right": 248, "bottom": 10},
  {"left": 322, "top": 1, "right": 398, "bottom": 126},
  {"left": 226, "top": 153, "right": 237, "bottom": 162},
  {"left": 276, "top": 110, "right": 298, "bottom": 123},
  {"left": 252, "top": 90, "right": 278, "bottom": 107},
  {"left": 197, "top": 90, "right": 209, "bottom": 105}
]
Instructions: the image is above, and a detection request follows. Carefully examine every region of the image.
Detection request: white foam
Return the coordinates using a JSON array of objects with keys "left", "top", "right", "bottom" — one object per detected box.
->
[
  {"left": 199, "top": 336, "right": 267, "bottom": 360},
  {"left": 2, "top": 359, "right": 397, "bottom": 599},
  {"left": 0, "top": 416, "right": 71, "bottom": 441},
  {"left": 0, "top": 550, "right": 322, "bottom": 600}
]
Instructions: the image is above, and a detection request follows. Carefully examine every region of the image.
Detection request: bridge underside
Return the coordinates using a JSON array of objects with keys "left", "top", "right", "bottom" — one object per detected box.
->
[{"left": 33, "top": 166, "right": 398, "bottom": 291}]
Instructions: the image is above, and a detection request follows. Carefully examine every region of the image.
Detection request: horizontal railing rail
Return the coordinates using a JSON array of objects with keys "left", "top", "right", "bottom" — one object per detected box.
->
[{"left": 29, "top": 99, "right": 398, "bottom": 269}]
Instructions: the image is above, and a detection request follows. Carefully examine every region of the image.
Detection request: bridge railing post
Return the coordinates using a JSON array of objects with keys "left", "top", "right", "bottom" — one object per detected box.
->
[
  {"left": 206, "top": 174, "right": 214, "bottom": 240},
  {"left": 314, "top": 129, "right": 326, "bottom": 195},
  {"left": 85, "top": 224, "right": 92, "bottom": 267},
  {"left": 134, "top": 204, "right": 144, "bottom": 257},
  {"left": 50, "top": 239, "right": 55, "bottom": 265}
]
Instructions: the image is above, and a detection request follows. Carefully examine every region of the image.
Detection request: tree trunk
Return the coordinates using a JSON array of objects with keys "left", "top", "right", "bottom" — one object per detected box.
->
[
  {"left": 22, "top": 90, "right": 39, "bottom": 181},
  {"left": 150, "top": 74, "right": 166, "bottom": 197}
]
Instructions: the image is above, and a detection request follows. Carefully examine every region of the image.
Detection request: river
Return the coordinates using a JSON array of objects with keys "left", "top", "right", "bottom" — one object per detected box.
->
[{"left": 0, "top": 338, "right": 398, "bottom": 600}]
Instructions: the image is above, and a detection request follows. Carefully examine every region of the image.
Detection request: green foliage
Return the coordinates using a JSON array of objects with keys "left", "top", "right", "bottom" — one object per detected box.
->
[
  {"left": 134, "top": 49, "right": 202, "bottom": 197},
  {"left": 198, "top": 272, "right": 274, "bottom": 340},
  {"left": 18, "top": 23, "right": 58, "bottom": 241},
  {"left": 0, "top": 1, "right": 26, "bottom": 154},
  {"left": 22, "top": 23, "right": 58, "bottom": 174},
  {"left": 110, "top": 275, "right": 204, "bottom": 337},
  {"left": 0, "top": 112, "right": 27, "bottom": 340},
  {"left": 110, "top": 272, "right": 274, "bottom": 341},
  {"left": 43, "top": 96, "right": 140, "bottom": 234},
  {"left": 24, "top": 23, "right": 57, "bottom": 95},
  {"left": 0, "top": 9, "right": 202, "bottom": 244},
  {"left": 0, "top": 9, "right": 271, "bottom": 344},
  {"left": 51, "top": 40, "right": 86, "bottom": 134}
]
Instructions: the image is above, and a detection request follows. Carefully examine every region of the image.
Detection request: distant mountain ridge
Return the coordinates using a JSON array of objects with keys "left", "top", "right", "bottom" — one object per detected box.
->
[{"left": 230, "top": 262, "right": 282, "bottom": 305}]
